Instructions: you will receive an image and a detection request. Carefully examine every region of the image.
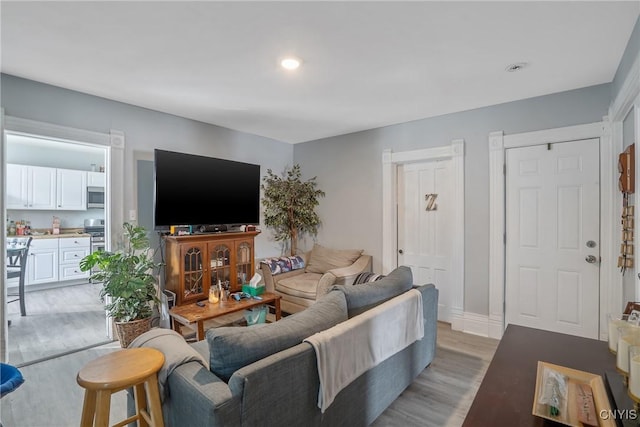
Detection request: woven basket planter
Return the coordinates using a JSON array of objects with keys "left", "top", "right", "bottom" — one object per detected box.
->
[{"left": 114, "top": 317, "right": 152, "bottom": 348}]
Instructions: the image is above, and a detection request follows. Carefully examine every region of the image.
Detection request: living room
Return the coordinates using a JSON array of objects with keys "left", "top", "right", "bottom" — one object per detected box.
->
[{"left": 1, "top": 2, "right": 639, "bottom": 426}]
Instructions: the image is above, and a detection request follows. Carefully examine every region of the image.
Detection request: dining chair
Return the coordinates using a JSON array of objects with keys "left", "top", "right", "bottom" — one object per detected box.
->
[{"left": 7, "top": 237, "right": 33, "bottom": 317}]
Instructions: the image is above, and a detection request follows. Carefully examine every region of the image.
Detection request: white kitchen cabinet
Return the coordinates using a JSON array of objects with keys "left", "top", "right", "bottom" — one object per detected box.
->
[
  {"left": 57, "top": 169, "right": 87, "bottom": 210},
  {"left": 7, "top": 164, "right": 88, "bottom": 211},
  {"left": 87, "top": 171, "right": 106, "bottom": 187},
  {"left": 27, "top": 238, "right": 59, "bottom": 286},
  {"left": 59, "top": 237, "right": 90, "bottom": 280},
  {"left": 7, "top": 164, "right": 57, "bottom": 210},
  {"left": 26, "top": 237, "right": 91, "bottom": 285}
]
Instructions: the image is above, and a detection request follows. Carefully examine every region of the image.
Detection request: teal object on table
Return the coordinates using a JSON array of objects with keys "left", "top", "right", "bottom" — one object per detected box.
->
[{"left": 244, "top": 305, "right": 267, "bottom": 325}]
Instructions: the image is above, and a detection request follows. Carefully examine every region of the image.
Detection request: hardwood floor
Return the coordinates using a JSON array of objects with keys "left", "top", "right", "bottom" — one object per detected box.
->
[
  {"left": 0, "top": 321, "right": 499, "bottom": 427},
  {"left": 372, "top": 322, "right": 499, "bottom": 427},
  {"left": 6, "top": 282, "right": 111, "bottom": 366}
]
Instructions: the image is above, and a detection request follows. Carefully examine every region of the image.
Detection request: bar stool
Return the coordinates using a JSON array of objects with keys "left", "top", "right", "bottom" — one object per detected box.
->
[{"left": 77, "top": 348, "right": 165, "bottom": 427}]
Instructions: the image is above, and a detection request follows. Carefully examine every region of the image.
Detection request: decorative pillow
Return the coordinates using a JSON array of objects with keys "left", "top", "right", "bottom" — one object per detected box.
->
[
  {"left": 260, "top": 255, "right": 306, "bottom": 275},
  {"left": 305, "top": 244, "right": 364, "bottom": 274},
  {"left": 207, "top": 290, "right": 348, "bottom": 382},
  {"left": 332, "top": 266, "right": 413, "bottom": 317},
  {"left": 353, "top": 272, "right": 386, "bottom": 285}
]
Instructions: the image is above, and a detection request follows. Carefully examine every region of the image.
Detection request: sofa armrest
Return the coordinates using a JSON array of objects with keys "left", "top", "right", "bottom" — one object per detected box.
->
[
  {"left": 260, "top": 263, "right": 277, "bottom": 293},
  {"left": 315, "top": 255, "right": 372, "bottom": 298},
  {"left": 260, "top": 252, "right": 310, "bottom": 293},
  {"left": 330, "top": 254, "right": 372, "bottom": 285},
  {"left": 131, "top": 360, "right": 241, "bottom": 427},
  {"left": 315, "top": 272, "right": 339, "bottom": 299}
]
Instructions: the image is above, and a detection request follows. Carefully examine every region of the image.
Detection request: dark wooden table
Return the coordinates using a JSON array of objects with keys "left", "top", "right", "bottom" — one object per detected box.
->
[{"left": 463, "top": 324, "right": 619, "bottom": 426}]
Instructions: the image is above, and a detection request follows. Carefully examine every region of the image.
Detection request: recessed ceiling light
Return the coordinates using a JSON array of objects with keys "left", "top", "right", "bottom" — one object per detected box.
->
[
  {"left": 281, "top": 57, "right": 301, "bottom": 70},
  {"left": 505, "top": 62, "right": 528, "bottom": 72}
]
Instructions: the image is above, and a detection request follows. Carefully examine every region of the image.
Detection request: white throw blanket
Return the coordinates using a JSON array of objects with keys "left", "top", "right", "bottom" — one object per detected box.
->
[
  {"left": 304, "top": 289, "right": 424, "bottom": 412},
  {"left": 128, "top": 328, "right": 209, "bottom": 402}
]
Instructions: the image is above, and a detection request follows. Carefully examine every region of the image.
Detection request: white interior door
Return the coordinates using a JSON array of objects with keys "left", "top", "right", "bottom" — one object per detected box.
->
[
  {"left": 398, "top": 160, "right": 453, "bottom": 322},
  {"left": 505, "top": 138, "right": 600, "bottom": 338}
]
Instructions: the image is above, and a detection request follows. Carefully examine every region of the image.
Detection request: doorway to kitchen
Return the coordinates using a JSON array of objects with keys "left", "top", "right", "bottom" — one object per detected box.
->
[{"left": 3, "top": 121, "right": 114, "bottom": 366}]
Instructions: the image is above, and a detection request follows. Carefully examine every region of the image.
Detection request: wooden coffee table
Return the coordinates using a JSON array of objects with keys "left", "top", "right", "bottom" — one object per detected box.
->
[{"left": 169, "top": 292, "right": 281, "bottom": 341}]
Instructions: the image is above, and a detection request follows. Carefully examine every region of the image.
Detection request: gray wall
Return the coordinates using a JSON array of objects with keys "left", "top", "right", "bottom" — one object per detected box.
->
[
  {"left": 293, "top": 84, "right": 612, "bottom": 316},
  {"left": 137, "top": 159, "right": 155, "bottom": 236},
  {"left": 1, "top": 74, "right": 294, "bottom": 258}
]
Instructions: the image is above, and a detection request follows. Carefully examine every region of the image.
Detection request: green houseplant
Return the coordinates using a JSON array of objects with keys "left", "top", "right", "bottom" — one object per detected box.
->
[
  {"left": 261, "top": 164, "right": 325, "bottom": 256},
  {"left": 80, "top": 222, "right": 161, "bottom": 347}
]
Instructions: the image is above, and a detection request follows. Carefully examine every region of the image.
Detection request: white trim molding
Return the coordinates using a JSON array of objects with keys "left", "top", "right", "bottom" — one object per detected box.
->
[
  {"left": 1, "top": 108, "right": 6, "bottom": 362},
  {"left": 3, "top": 116, "right": 126, "bottom": 340},
  {"left": 609, "top": 53, "right": 639, "bottom": 122},
  {"left": 488, "top": 131, "right": 505, "bottom": 340},
  {"left": 488, "top": 121, "right": 615, "bottom": 340},
  {"left": 382, "top": 139, "right": 465, "bottom": 330},
  {"left": 609, "top": 49, "right": 640, "bottom": 308},
  {"left": 4, "top": 116, "right": 111, "bottom": 146}
]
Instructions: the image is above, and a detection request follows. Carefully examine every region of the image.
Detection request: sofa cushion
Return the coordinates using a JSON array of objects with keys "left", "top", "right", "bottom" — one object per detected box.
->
[
  {"left": 332, "top": 265, "right": 413, "bottom": 317},
  {"left": 207, "top": 290, "right": 348, "bottom": 382},
  {"left": 277, "top": 272, "right": 323, "bottom": 299},
  {"left": 305, "top": 244, "right": 364, "bottom": 274}
]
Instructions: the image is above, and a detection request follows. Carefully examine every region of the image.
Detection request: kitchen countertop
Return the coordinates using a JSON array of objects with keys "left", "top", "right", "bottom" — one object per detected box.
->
[
  {"left": 8, "top": 228, "right": 91, "bottom": 239},
  {"left": 29, "top": 233, "right": 91, "bottom": 239}
]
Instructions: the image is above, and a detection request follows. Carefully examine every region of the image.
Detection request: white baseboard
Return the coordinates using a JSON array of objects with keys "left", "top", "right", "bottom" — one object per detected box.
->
[
  {"left": 449, "top": 306, "right": 464, "bottom": 331},
  {"left": 450, "top": 310, "right": 505, "bottom": 339}
]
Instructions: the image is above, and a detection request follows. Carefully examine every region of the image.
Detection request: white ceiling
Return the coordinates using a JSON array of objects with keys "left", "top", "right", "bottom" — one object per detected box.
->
[{"left": 1, "top": 1, "right": 638, "bottom": 144}]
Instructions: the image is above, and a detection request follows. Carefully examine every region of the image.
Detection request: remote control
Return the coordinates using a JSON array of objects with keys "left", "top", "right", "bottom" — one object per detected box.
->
[{"left": 253, "top": 296, "right": 263, "bottom": 301}]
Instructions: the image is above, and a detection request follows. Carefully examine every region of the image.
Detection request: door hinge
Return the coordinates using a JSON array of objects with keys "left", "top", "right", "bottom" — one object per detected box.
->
[
  {"left": 504, "top": 233, "right": 506, "bottom": 244},
  {"left": 503, "top": 163, "right": 506, "bottom": 175}
]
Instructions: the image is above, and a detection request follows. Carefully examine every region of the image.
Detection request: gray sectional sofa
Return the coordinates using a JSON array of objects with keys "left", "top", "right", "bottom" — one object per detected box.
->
[{"left": 130, "top": 266, "right": 438, "bottom": 427}]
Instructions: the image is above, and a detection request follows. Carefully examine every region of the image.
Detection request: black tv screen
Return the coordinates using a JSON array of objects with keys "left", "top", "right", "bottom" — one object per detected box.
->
[{"left": 154, "top": 149, "right": 260, "bottom": 230}]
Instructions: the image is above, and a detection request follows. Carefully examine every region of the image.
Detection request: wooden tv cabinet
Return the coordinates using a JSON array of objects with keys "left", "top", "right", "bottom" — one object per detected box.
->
[{"left": 164, "top": 231, "right": 260, "bottom": 306}]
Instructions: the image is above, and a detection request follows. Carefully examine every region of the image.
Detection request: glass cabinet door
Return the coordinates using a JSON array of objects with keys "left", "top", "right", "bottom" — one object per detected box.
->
[
  {"left": 181, "top": 244, "right": 205, "bottom": 301},
  {"left": 235, "top": 241, "right": 253, "bottom": 289},
  {"left": 209, "top": 243, "right": 231, "bottom": 291}
]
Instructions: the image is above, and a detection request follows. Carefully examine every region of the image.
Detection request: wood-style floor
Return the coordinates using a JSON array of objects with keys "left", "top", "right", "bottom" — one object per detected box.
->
[
  {"left": 1, "top": 320, "right": 499, "bottom": 427},
  {"left": 6, "top": 282, "right": 111, "bottom": 366}
]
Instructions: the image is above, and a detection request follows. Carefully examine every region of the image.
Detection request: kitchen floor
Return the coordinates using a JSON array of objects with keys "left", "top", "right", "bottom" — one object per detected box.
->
[{"left": 6, "top": 281, "right": 111, "bottom": 366}]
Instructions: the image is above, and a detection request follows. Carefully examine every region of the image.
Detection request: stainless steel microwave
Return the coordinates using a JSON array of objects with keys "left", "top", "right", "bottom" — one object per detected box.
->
[{"left": 87, "top": 186, "right": 105, "bottom": 209}]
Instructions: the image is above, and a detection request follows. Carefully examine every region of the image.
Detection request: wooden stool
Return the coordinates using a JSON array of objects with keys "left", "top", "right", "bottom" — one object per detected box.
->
[{"left": 77, "top": 348, "right": 165, "bottom": 427}]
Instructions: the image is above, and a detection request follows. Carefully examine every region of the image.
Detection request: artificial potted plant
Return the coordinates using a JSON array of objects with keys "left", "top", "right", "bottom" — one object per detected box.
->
[
  {"left": 261, "top": 164, "right": 325, "bottom": 256},
  {"left": 79, "top": 222, "right": 161, "bottom": 348}
]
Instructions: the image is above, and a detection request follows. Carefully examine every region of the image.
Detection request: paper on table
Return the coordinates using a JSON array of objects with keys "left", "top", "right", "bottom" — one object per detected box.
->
[{"left": 249, "top": 272, "right": 262, "bottom": 288}]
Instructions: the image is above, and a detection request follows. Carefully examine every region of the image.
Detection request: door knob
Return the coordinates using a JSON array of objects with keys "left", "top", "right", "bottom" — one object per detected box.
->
[
  {"left": 585, "top": 255, "right": 597, "bottom": 264},
  {"left": 398, "top": 249, "right": 404, "bottom": 254}
]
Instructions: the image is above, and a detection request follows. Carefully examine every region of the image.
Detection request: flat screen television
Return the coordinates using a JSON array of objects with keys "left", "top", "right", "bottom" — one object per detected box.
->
[{"left": 153, "top": 149, "right": 260, "bottom": 231}]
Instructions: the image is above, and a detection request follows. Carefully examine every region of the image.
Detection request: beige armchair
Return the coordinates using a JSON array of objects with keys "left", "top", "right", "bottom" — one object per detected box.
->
[{"left": 261, "top": 244, "right": 372, "bottom": 314}]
